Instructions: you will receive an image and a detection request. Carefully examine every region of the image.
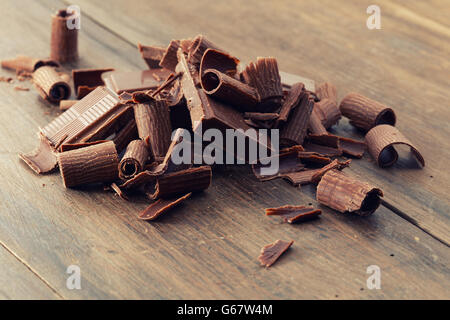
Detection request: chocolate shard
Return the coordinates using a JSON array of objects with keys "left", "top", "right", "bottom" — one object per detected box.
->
[
  {"left": 281, "top": 159, "right": 350, "bottom": 186},
  {"left": 188, "top": 34, "right": 223, "bottom": 65},
  {"left": 72, "top": 68, "right": 114, "bottom": 97},
  {"left": 102, "top": 69, "right": 172, "bottom": 94},
  {"left": 50, "top": 9, "right": 78, "bottom": 63},
  {"left": 275, "top": 82, "right": 304, "bottom": 128},
  {"left": 199, "top": 48, "right": 240, "bottom": 77},
  {"left": 150, "top": 166, "right": 212, "bottom": 200},
  {"left": 32, "top": 66, "right": 71, "bottom": 103},
  {"left": 119, "top": 140, "right": 149, "bottom": 179},
  {"left": 138, "top": 43, "right": 165, "bottom": 69},
  {"left": 40, "top": 86, "right": 121, "bottom": 146},
  {"left": 252, "top": 149, "right": 305, "bottom": 182},
  {"left": 265, "top": 205, "right": 321, "bottom": 224},
  {"left": 119, "top": 163, "right": 167, "bottom": 190},
  {"left": 365, "top": 124, "right": 424, "bottom": 168},
  {"left": 138, "top": 193, "right": 192, "bottom": 221},
  {"left": 340, "top": 92, "right": 396, "bottom": 131},
  {"left": 241, "top": 57, "right": 283, "bottom": 112},
  {"left": 308, "top": 107, "right": 328, "bottom": 135},
  {"left": 110, "top": 182, "right": 129, "bottom": 201},
  {"left": 338, "top": 136, "right": 366, "bottom": 158},
  {"left": 258, "top": 239, "right": 293, "bottom": 268},
  {"left": 279, "top": 71, "right": 315, "bottom": 92},
  {"left": 159, "top": 40, "right": 181, "bottom": 71},
  {"left": 19, "top": 133, "right": 57, "bottom": 174},
  {"left": 112, "top": 119, "right": 138, "bottom": 154},
  {"left": 280, "top": 92, "right": 314, "bottom": 146},
  {"left": 317, "top": 169, "right": 383, "bottom": 216},
  {"left": 58, "top": 141, "right": 119, "bottom": 188},
  {"left": 59, "top": 100, "right": 78, "bottom": 111},
  {"left": 307, "top": 134, "right": 340, "bottom": 148},
  {"left": 313, "top": 98, "right": 341, "bottom": 129},
  {"left": 310, "top": 159, "right": 351, "bottom": 183},
  {"left": 315, "top": 82, "right": 337, "bottom": 102},
  {"left": 201, "top": 69, "right": 259, "bottom": 112},
  {"left": 1, "top": 55, "right": 59, "bottom": 73},
  {"left": 133, "top": 99, "right": 172, "bottom": 160}
]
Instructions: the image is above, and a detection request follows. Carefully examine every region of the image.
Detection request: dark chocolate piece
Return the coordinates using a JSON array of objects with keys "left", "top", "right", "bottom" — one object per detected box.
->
[
  {"left": 119, "top": 140, "right": 149, "bottom": 179},
  {"left": 280, "top": 92, "right": 314, "bottom": 146},
  {"left": 138, "top": 193, "right": 192, "bottom": 221},
  {"left": 1, "top": 55, "right": 59, "bottom": 73},
  {"left": 19, "top": 133, "right": 57, "bottom": 174},
  {"left": 365, "top": 124, "right": 424, "bottom": 167},
  {"left": 138, "top": 43, "right": 165, "bottom": 69},
  {"left": 102, "top": 69, "right": 171, "bottom": 94},
  {"left": 33, "top": 66, "right": 71, "bottom": 103},
  {"left": 338, "top": 136, "right": 366, "bottom": 158},
  {"left": 315, "top": 82, "right": 337, "bottom": 102},
  {"left": 159, "top": 40, "right": 181, "bottom": 71},
  {"left": 60, "top": 140, "right": 109, "bottom": 152},
  {"left": 50, "top": 9, "right": 78, "bottom": 63},
  {"left": 275, "top": 82, "right": 304, "bottom": 128},
  {"left": 110, "top": 182, "right": 129, "bottom": 201},
  {"left": 258, "top": 239, "right": 293, "bottom": 268},
  {"left": 266, "top": 205, "right": 321, "bottom": 223},
  {"left": 308, "top": 107, "right": 328, "bottom": 135},
  {"left": 187, "top": 34, "right": 223, "bottom": 65},
  {"left": 340, "top": 92, "right": 396, "bottom": 131},
  {"left": 72, "top": 68, "right": 114, "bottom": 97},
  {"left": 314, "top": 98, "right": 341, "bottom": 129},
  {"left": 317, "top": 169, "right": 383, "bottom": 216},
  {"left": 199, "top": 48, "right": 240, "bottom": 77},
  {"left": 252, "top": 150, "right": 305, "bottom": 182}
]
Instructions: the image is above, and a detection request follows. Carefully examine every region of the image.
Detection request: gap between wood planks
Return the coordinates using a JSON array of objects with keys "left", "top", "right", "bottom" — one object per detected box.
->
[
  {"left": 56, "top": 0, "right": 449, "bottom": 248},
  {"left": 0, "top": 240, "right": 64, "bottom": 299}
]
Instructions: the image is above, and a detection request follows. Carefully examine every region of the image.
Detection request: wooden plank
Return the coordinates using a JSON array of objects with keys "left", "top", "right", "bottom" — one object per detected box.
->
[
  {"left": 0, "top": 244, "right": 60, "bottom": 299},
  {"left": 0, "top": 0, "right": 447, "bottom": 299},
  {"left": 71, "top": 0, "right": 450, "bottom": 244}
]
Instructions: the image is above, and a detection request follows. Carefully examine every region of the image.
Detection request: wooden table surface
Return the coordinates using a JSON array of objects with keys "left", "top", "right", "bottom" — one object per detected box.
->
[{"left": 0, "top": 0, "right": 449, "bottom": 299}]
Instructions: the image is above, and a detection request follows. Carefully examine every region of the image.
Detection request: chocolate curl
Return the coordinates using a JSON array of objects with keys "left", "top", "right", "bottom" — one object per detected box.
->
[
  {"left": 314, "top": 98, "right": 341, "bottom": 129},
  {"left": 138, "top": 43, "right": 165, "bottom": 69},
  {"left": 187, "top": 34, "right": 222, "bottom": 65},
  {"left": 59, "top": 100, "right": 78, "bottom": 111},
  {"left": 276, "top": 82, "right": 304, "bottom": 128},
  {"left": 33, "top": 66, "right": 71, "bottom": 103},
  {"left": 150, "top": 166, "right": 212, "bottom": 200},
  {"left": 1, "top": 55, "right": 59, "bottom": 73},
  {"left": 138, "top": 193, "right": 192, "bottom": 221},
  {"left": 50, "top": 9, "right": 79, "bottom": 63},
  {"left": 113, "top": 120, "right": 138, "bottom": 154},
  {"left": 241, "top": 57, "right": 283, "bottom": 112},
  {"left": 199, "top": 48, "right": 240, "bottom": 77},
  {"left": 134, "top": 99, "right": 172, "bottom": 160},
  {"left": 159, "top": 40, "right": 181, "bottom": 71},
  {"left": 258, "top": 240, "right": 293, "bottom": 268},
  {"left": 280, "top": 92, "right": 314, "bottom": 146},
  {"left": 340, "top": 92, "right": 396, "bottom": 131},
  {"left": 317, "top": 170, "right": 383, "bottom": 216},
  {"left": 265, "top": 205, "right": 321, "bottom": 224},
  {"left": 201, "top": 69, "right": 259, "bottom": 112},
  {"left": 365, "top": 124, "right": 425, "bottom": 168},
  {"left": 315, "top": 82, "right": 337, "bottom": 102},
  {"left": 58, "top": 141, "right": 119, "bottom": 188},
  {"left": 119, "top": 140, "right": 149, "bottom": 179}
]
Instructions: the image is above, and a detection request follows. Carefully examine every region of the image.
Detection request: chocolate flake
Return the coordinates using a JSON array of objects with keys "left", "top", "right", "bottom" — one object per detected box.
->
[
  {"left": 265, "top": 205, "right": 321, "bottom": 223},
  {"left": 275, "top": 82, "right": 304, "bottom": 128},
  {"left": 280, "top": 92, "right": 314, "bottom": 146},
  {"left": 19, "top": 133, "right": 57, "bottom": 174},
  {"left": 258, "top": 239, "right": 293, "bottom": 268},
  {"left": 139, "top": 193, "right": 192, "bottom": 221}
]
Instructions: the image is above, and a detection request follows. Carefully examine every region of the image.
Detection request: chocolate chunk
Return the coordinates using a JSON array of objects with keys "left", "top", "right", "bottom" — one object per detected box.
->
[
  {"left": 138, "top": 43, "right": 165, "bottom": 69},
  {"left": 50, "top": 9, "right": 78, "bottom": 63},
  {"left": 199, "top": 48, "right": 240, "bottom": 77},
  {"left": 317, "top": 169, "right": 383, "bottom": 216},
  {"left": 365, "top": 124, "right": 424, "bottom": 167},
  {"left": 40, "top": 87, "right": 120, "bottom": 146},
  {"left": 119, "top": 140, "right": 149, "bottom": 179},
  {"left": 187, "top": 34, "right": 223, "bottom": 65},
  {"left": 138, "top": 193, "right": 192, "bottom": 221},
  {"left": 102, "top": 69, "right": 171, "bottom": 94},
  {"left": 308, "top": 107, "right": 328, "bottom": 135},
  {"left": 32, "top": 66, "right": 71, "bottom": 103},
  {"left": 1, "top": 55, "right": 59, "bottom": 73},
  {"left": 265, "top": 205, "right": 321, "bottom": 223},
  {"left": 310, "top": 159, "right": 351, "bottom": 183},
  {"left": 201, "top": 69, "right": 259, "bottom": 111},
  {"left": 19, "top": 133, "right": 57, "bottom": 174},
  {"left": 159, "top": 40, "right": 181, "bottom": 71},
  {"left": 280, "top": 92, "right": 314, "bottom": 146},
  {"left": 258, "top": 239, "right": 293, "bottom": 268},
  {"left": 58, "top": 141, "right": 119, "bottom": 188},
  {"left": 241, "top": 57, "right": 283, "bottom": 112},
  {"left": 313, "top": 98, "right": 341, "bottom": 129},
  {"left": 340, "top": 93, "right": 396, "bottom": 131},
  {"left": 275, "top": 82, "right": 304, "bottom": 128},
  {"left": 338, "top": 136, "right": 366, "bottom": 158},
  {"left": 72, "top": 68, "right": 114, "bottom": 98}
]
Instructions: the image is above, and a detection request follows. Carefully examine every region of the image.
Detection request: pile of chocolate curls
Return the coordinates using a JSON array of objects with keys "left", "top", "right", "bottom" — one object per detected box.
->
[{"left": 2, "top": 9, "right": 425, "bottom": 267}]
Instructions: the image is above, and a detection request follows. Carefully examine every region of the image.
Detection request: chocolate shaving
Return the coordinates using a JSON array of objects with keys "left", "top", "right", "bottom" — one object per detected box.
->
[
  {"left": 33, "top": 66, "right": 71, "bottom": 103},
  {"left": 280, "top": 92, "right": 314, "bottom": 146},
  {"left": 119, "top": 140, "right": 149, "bottom": 179},
  {"left": 14, "top": 86, "right": 29, "bottom": 91},
  {"left": 265, "top": 205, "right": 321, "bottom": 223},
  {"left": 310, "top": 159, "right": 351, "bottom": 183},
  {"left": 314, "top": 98, "right": 341, "bottom": 129},
  {"left": 315, "top": 82, "right": 337, "bottom": 102},
  {"left": 258, "top": 239, "right": 293, "bottom": 268},
  {"left": 308, "top": 107, "right": 328, "bottom": 135},
  {"left": 298, "top": 152, "right": 331, "bottom": 166},
  {"left": 317, "top": 169, "right": 383, "bottom": 216},
  {"left": 340, "top": 92, "right": 396, "bottom": 131},
  {"left": 119, "top": 163, "right": 167, "bottom": 190},
  {"left": 72, "top": 68, "right": 113, "bottom": 97},
  {"left": 1, "top": 55, "right": 59, "bottom": 73},
  {"left": 60, "top": 140, "right": 109, "bottom": 152},
  {"left": 50, "top": 9, "right": 78, "bottom": 63},
  {"left": 112, "top": 119, "right": 138, "bottom": 153},
  {"left": 338, "top": 136, "right": 366, "bottom": 158},
  {"left": 159, "top": 40, "right": 181, "bottom": 71},
  {"left": 201, "top": 69, "right": 259, "bottom": 111},
  {"left": 275, "top": 82, "right": 304, "bottom": 128},
  {"left": 138, "top": 43, "right": 165, "bottom": 69},
  {"left": 241, "top": 57, "right": 283, "bottom": 112},
  {"left": 281, "top": 159, "right": 350, "bottom": 186},
  {"left": 58, "top": 141, "right": 119, "bottom": 188},
  {"left": 365, "top": 124, "right": 424, "bottom": 167},
  {"left": 199, "top": 48, "right": 240, "bottom": 77},
  {"left": 187, "top": 34, "right": 223, "bottom": 65},
  {"left": 150, "top": 166, "right": 212, "bottom": 199},
  {"left": 110, "top": 182, "right": 129, "bottom": 201},
  {"left": 138, "top": 193, "right": 192, "bottom": 221},
  {"left": 19, "top": 133, "right": 57, "bottom": 174},
  {"left": 252, "top": 150, "right": 305, "bottom": 181}
]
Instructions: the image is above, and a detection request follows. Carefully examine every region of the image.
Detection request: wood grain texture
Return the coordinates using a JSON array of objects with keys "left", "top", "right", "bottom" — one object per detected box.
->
[
  {"left": 71, "top": 0, "right": 450, "bottom": 244},
  {"left": 0, "top": 0, "right": 448, "bottom": 299}
]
